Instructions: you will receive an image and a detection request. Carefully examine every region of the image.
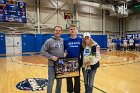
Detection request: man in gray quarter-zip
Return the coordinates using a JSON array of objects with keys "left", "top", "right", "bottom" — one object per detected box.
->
[{"left": 41, "top": 26, "right": 64, "bottom": 93}]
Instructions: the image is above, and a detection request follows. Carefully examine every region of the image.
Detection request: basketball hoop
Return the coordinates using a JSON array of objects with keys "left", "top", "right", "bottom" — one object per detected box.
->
[{"left": 66, "top": 19, "right": 80, "bottom": 29}]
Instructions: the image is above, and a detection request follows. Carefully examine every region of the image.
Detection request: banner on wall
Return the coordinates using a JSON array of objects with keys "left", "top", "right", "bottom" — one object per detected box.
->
[
  {"left": 126, "top": 34, "right": 133, "bottom": 39},
  {"left": 126, "top": 34, "right": 140, "bottom": 39},
  {"left": 138, "top": 34, "right": 140, "bottom": 39}
]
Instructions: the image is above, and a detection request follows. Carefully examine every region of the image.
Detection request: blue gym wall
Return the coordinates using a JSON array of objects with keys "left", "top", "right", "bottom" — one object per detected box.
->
[
  {"left": 0, "top": 33, "right": 108, "bottom": 54},
  {"left": 42, "top": 34, "right": 53, "bottom": 44},
  {"left": 36, "top": 34, "right": 43, "bottom": 52},
  {"left": 0, "top": 33, "right": 6, "bottom": 54},
  {"left": 91, "top": 35, "right": 107, "bottom": 49},
  {"left": 39, "top": 34, "right": 107, "bottom": 51},
  {"left": 22, "top": 34, "right": 36, "bottom": 53}
]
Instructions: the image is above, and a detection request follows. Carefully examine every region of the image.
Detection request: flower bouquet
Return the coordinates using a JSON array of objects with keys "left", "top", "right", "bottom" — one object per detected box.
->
[{"left": 83, "top": 55, "right": 95, "bottom": 70}]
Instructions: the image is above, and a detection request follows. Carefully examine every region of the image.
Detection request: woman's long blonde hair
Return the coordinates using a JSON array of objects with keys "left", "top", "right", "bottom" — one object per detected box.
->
[{"left": 82, "top": 37, "right": 97, "bottom": 48}]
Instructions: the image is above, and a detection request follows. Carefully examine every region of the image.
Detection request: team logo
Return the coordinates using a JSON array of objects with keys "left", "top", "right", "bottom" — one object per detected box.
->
[{"left": 16, "top": 78, "right": 48, "bottom": 91}]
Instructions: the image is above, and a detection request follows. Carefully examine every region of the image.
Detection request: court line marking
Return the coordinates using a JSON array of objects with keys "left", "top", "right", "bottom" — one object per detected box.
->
[
  {"left": 80, "top": 79, "right": 107, "bottom": 93},
  {"left": 10, "top": 57, "right": 107, "bottom": 93},
  {"left": 10, "top": 57, "right": 48, "bottom": 67}
]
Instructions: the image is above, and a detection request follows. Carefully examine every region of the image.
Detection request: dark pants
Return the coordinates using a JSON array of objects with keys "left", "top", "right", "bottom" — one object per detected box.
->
[
  {"left": 130, "top": 45, "right": 134, "bottom": 51},
  {"left": 66, "top": 76, "right": 80, "bottom": 93},
  {"left": 116, "top": 45, "right": 120, "bottom": 50}
]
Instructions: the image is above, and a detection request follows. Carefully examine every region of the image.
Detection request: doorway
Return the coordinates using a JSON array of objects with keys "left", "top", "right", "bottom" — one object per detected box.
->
[{"left": 5, "top": 34, "right": 22, "bottom": 56}]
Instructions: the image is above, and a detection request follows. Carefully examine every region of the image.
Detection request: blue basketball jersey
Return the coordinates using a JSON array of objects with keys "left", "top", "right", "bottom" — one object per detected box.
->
[{"left": 64, "top": 37, "right": 82, "bottom": 58}]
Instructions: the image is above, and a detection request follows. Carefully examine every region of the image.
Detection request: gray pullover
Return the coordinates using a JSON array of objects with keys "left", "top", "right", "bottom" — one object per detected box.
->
[{"left": 41, "top": 37, "right": 64, "bottom": 66}]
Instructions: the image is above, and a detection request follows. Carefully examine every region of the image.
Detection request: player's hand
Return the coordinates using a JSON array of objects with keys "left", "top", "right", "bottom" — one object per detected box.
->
[{"left": 51, "top": 56, "right": 58, "bottom": 61}]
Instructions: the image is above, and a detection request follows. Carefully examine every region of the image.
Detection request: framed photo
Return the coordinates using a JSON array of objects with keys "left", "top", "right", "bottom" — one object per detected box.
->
[{"left": 55, "top": 57, "right": 79, "bottom": 79}]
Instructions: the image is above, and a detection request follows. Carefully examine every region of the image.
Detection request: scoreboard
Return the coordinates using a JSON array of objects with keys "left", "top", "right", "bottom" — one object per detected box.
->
[{"left": 0, "top": 0, "right": 27, "bottom": 23}]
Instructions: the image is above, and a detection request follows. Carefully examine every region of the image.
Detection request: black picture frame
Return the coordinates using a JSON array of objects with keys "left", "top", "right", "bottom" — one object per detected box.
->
[{"left": 55, "top": 57, "right": 79, "bottom": 79}]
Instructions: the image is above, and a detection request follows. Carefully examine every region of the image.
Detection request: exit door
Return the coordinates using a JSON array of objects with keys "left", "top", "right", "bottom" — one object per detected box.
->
[{"left": 6, "top": 34, "right": 22, "bottom": 56}]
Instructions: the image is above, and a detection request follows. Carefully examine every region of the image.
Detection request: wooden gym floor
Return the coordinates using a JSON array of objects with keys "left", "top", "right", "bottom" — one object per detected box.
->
[{"left": 0, "top": 50, "right": 140, "bottom": 93}]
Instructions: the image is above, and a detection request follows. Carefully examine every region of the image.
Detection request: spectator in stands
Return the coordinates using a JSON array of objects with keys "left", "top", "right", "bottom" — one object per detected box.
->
[
  {"left": 41, "top": 26, "right": 64, "bottom": 93},
  {"left": 112, "top": 38, "right": 116, "bottom": 50},
  {"left": 134, "top": 36, "right": 140, "bottom": 51},
  {"left": 116, "top": 37, "right": 121, "bottom": 50},
  {"left": 120, "top": 37, "right": 124, "bottom": 51},
  {"left": 108, "top": 37, "right": 112, "bottom": 51},
  {"left": 123, "top": 38, "right": 128, "bottom": 51},
  {"left": 127, "top": 38, "right": 130, "bottom": 51},
  {"left": 139, "top": 38, "right": 140, "bottom": 51},
  {"left": 129, "top": 37, "right": 134, "bottom": 51}
]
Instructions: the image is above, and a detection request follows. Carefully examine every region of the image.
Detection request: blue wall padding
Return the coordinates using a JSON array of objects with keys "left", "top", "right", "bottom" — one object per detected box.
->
[
  {"left": 36, "top": 34, "right": 43, "bottom": 52},
  {"left": 91, "top": 35, "right": 107, "bottom": 49},
  {"left": 77, "top": 34, "right": 83, "bottom": 38},
  {"left": 0, "top": 33, "right": 107, "bottom": 54},
  {"left": 60, "top": 34, "right": 107, "bottom": 49},
  {"left": 22, "top": 34, "right": 36, "bottom": 52},
  {"left": 42, "top": 34, "right": 107, "bottom": 49},
  {"left": 42, "top": 34, "right": 54, "bottom": 44},
  {"left": 0, "top": 33, "right": 6, "bottom": 54},
  {"left": 61, "top": 34, "right": 70, "bottom": 39},
  {"left": 61, "top": 34, "right": 83, "bottom": 39}
]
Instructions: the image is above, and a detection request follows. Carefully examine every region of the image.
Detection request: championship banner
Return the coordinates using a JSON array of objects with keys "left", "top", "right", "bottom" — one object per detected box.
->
[{"left": 55, "top": 58, "right": 79, "bottom": 79}]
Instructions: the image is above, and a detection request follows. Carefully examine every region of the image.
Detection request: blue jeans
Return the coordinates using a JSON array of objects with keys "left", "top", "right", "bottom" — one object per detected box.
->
[
  {"left": 82, "top": 68, "right": 97, "bottom": 93},
  {"left": 47, "top": 66, "right": 62, "bottom": 93}
]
